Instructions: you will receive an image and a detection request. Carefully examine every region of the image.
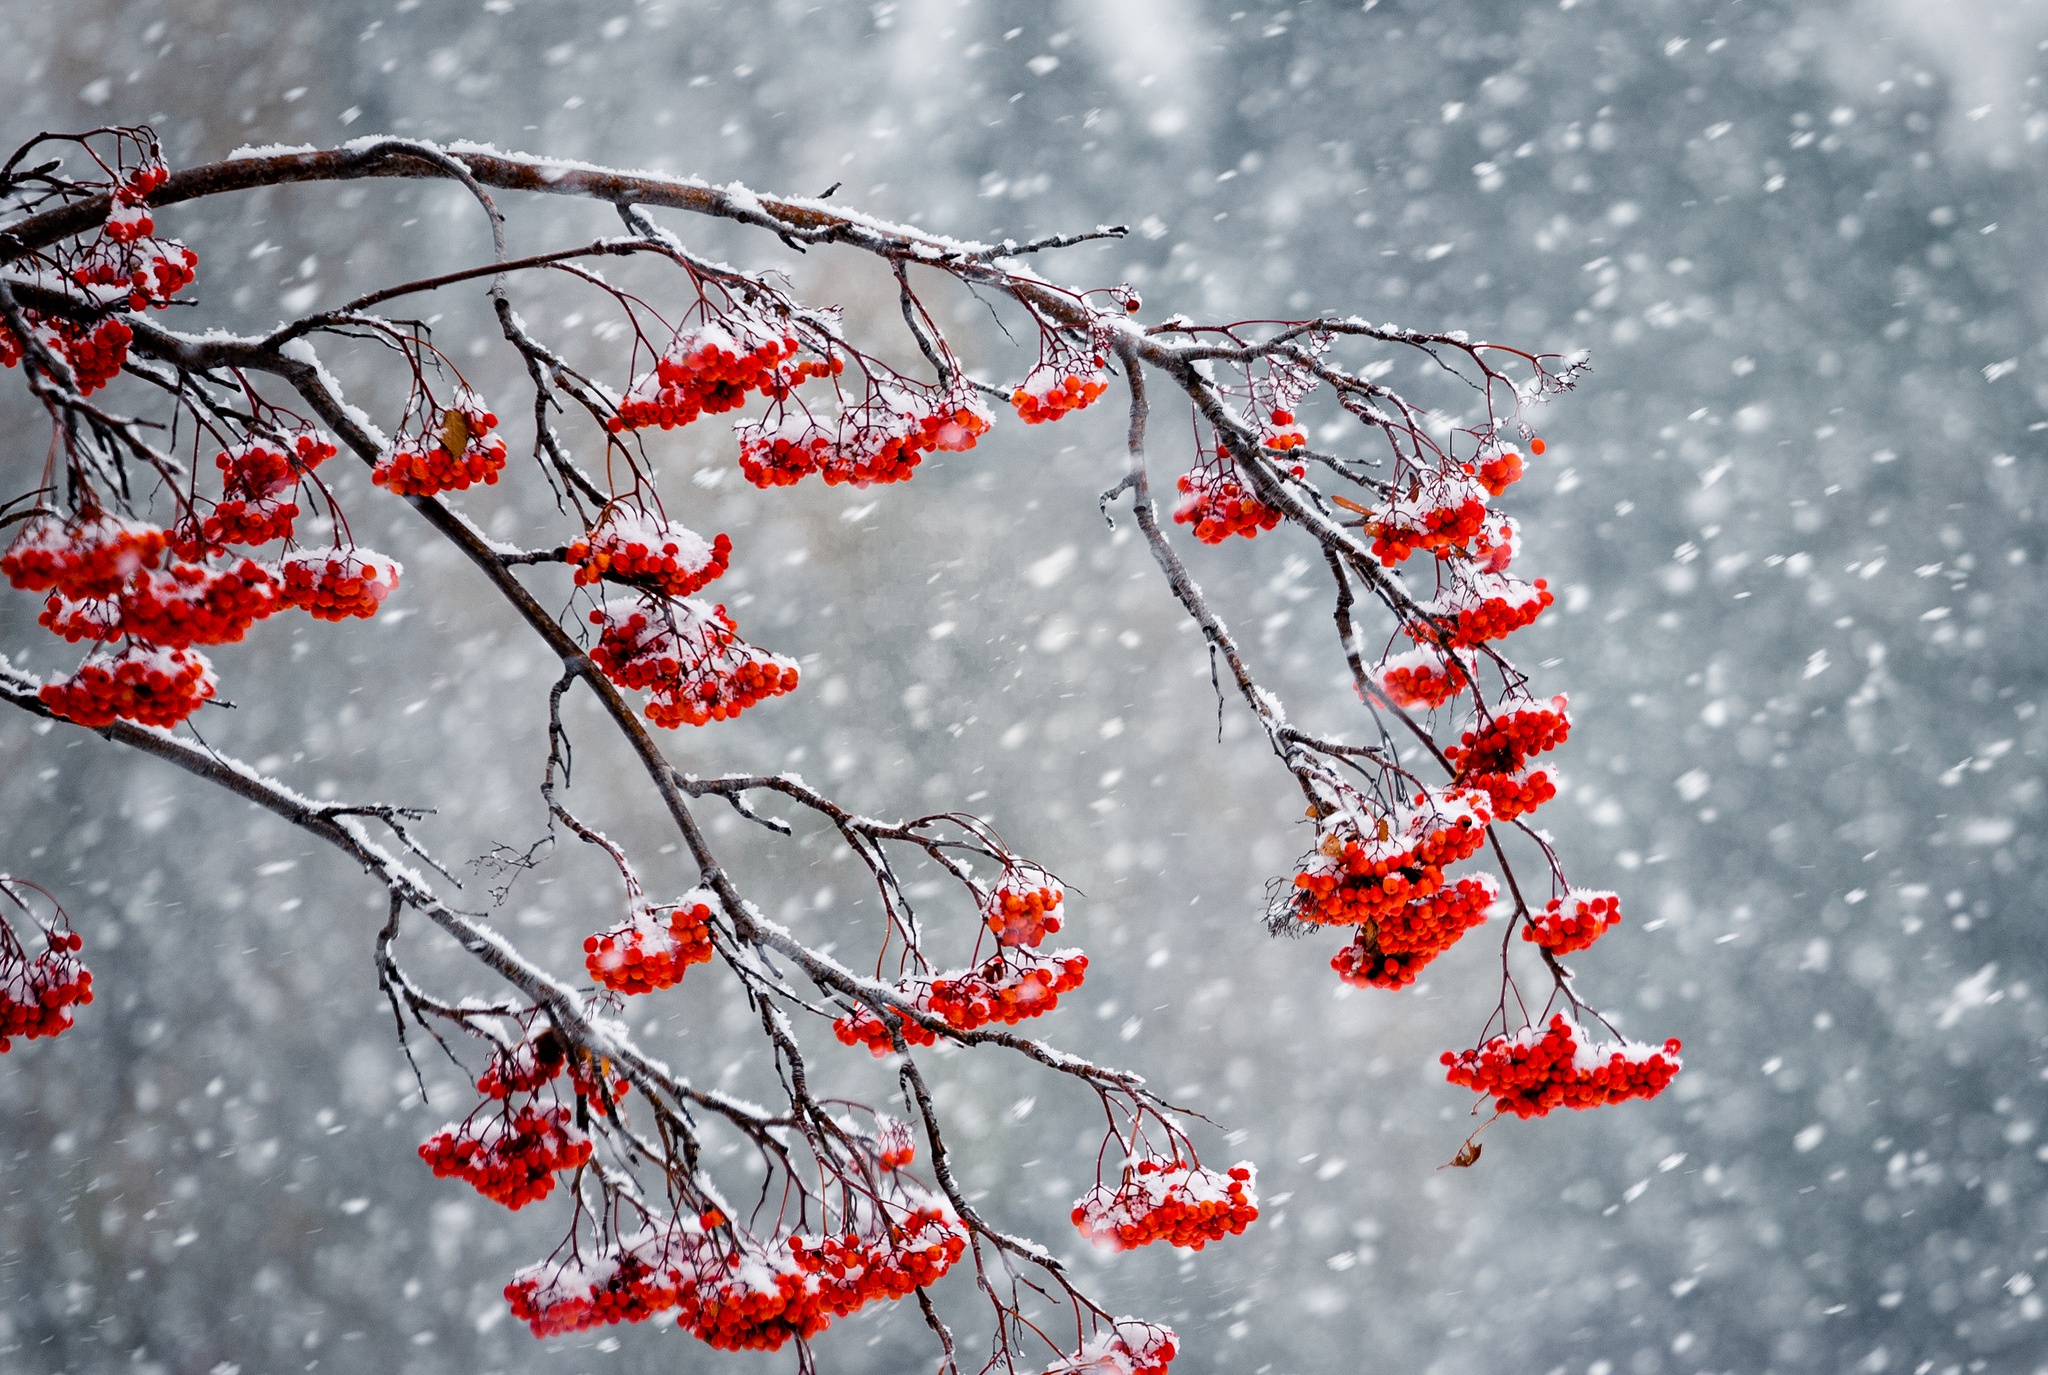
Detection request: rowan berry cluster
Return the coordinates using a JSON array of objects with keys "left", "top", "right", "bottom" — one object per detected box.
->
[
  {"left": 176, "top": 432, "right": 334, "bottom": 555},
  {"left": 38, "top": 644, "right": 217, "bottom": 728},
  {"left": 43, "top": 557, "right": 282, "bottom": 647},
  {"left": 831, "top": 1003, "right": 938, "bottom": 1055},
  {"left": 1524, "top": 889, "right": 1621, "bottom": 955},
  {"left": 983, "top": 867, "right": 1065, "bottom": 948},
  {"left": 275, "top": 548, "right": 403, "bottom": 621},
  {"left": 476, "top": 1034, "right": 568, "bottom": 1099},
  {"left": 735, "top": 385, "right": 992, "bottom": 489},
  {"left": 0, "top": 926, "right": 93, "bottom": 1052},
  {"left": 507, "top": 1191, "right": 968, "bottom": 1348},
  {"left": 1471, "top": 443, "right": 1525, "bottom": 497},
  {"left": 3, "top": 511, "right": 168, "bottom": 598},
  {"left": 418, "top": 1103, "right": 593, "bottom": 1209},
  {"left": 103, "top": 163, "right": 168, "bottom": 243},
  {"left": 1262, "top": 408, "right": 1307, "bottom": 451},
  {"left": 1288, "top": 793, "right": 1490, "bottom": 929},
  {"left": 1466, "top": 767, "right": 1557, "bottom": 822},
  {"left": 925, "top": 949, "right": 1088, "bottom": 1031},
  {"left": 1071, "top": 1157, "right": 1258, "bottom": 1252},
  {"left": 788, "top": 1203, "right": 969, "bottom": 1315},
  {"left": 1408, "top": 572, "right": 1555, "bottom": 650},
  {"left": 1173, "top": 445, "right": 1300, "bottom": 544},
  {"left": 1445, "top": 694, "right": 1572, "bottom": 781},
  {"left": 1012, "top": 361, "right": 1108, "bottom": 423},
  {"left": 372, "top": 398, "right": 508, "bottom": 496},
  {"left": 1441, "top": 1014, "right": 1682, "bottom": 1119},
  {"left": 1376, "top": 647, "right": 1473, "bottom": 711},
  {"left": 584, "top": 897, "right": 716, "bottom": 994},
  {"left": 1367, "top": 489, "right": 1489, "bottom": 567},
  {"left": 1046, "top": 1321, "right": 1180, "bottom": 1375},
  {"left": 1329, "top": 873, "right": 1498, "bottom": 990},
  {"left": 567, "top": 509, "right": 731, "bottom": 598},
  {"left": 586, "top": 595, "right": 799, "bottom": 728},
  {"left": 43, "top": 317, "right": 132, "bottom": 395},
  {"left": 609, "top": 315, "right": 824, "bottom": 432}
]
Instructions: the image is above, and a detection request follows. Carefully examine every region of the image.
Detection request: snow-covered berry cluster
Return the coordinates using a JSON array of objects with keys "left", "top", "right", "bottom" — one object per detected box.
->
[
  {"left": 1012, "top": 360, "right": 1108, "bottom": 424},
  {"left": 418, "top": 1103, "right": 593, "bottom": 1209},
  {"left": 372, "top": 398, "right": 507, "bottom": 496},
  {"left": 1524, "top": 889, "right": 1621, "bottom": 955},
  {"left": 1445, "top": 694, "right": 1572, "bottom": 781},
  {"left": 608, "top": 314, "right": 831, "bottom": 432},
  {"left": 4, "top": 511, "right": 168, "bottom": 598},
  {"left": 584, "top": 896, "right": 716, "bottom": 994},
  {"left": 567, "top": 508, "right": 731, "bottom": 598},
  {"left": 1375, "top": 647, "right": 1473, "bottom": 711},
  {"left": 1045, "top": 1321, "right": 1180, "bottom": 1375},
  {"left": 37, "top": 643, "right": 217, "bottom": 728},
  {"left": 736, "top": 385, "right": 992, "bottom": 489},
  {"left": 1442, "top": 1014, "right": 1681, "bottom": 1118},
  {"left": 177, "top": 433, "right": 334, "bottom": 555},
  {"left": 0, "top": 925, "right": 93, "bottom": 1052},
  {"left": 833, "top": 948, "right": 1089, "bottom": 1054},
  {"left": 506, "top": 1188, "right": 967, "bottom": 1348},
  {"left": 983, "top": 866, "right": 1065, "bottom": 948},
  {"left": 1407, "top": 571, "right": 1555, "bottom": 650},
  {"left": 1071, "top": 1157, "right": 1258, "bottom": 1252},
  {"left": 1330, "top": 872, "right": 1498, "bottom": 990},
  {"left": 587, "top": 595, "right": 799, "bottom": 728},
  {"left": 1288, "top": 792, "right": 1490, "bottom": 930},
  {"left": 275, "top": 548, "right": 403, "bottom": 621}
]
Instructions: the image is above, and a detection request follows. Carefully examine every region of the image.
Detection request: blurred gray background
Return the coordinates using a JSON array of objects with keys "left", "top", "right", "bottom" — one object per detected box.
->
[{"left": 3, "top": 1, "right": 2047, "bottom": 1373}]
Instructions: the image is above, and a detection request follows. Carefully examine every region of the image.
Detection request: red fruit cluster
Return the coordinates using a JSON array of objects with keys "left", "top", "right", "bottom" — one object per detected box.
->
[
  {"left": 610, "top": 321, "right": 802, "bottom": 432},
  {"left": 1263, "top": 408, "right": 1307, "bottom": 451},
  {"left": 1173, "top": 461, "right": 1284, "bottom": 544},
  {"left": 476, "top": 1036, "right": 567, "bottom": 1099},
  {"left": 38, "top": 643, "right": 216, "bottom": 728},
  {"left": 45, "top": 557, "right": 281, "bottom": 647},
  {"left": 103, "top": 163, "right": 168, "bottom": 243},
  {"left": 832, "top": 1002, "right": 938, "bottom": 1056},
  {"left": 1377, "top": 648, "right": 1471, "bottom": 711},
  {"left": 789, "top": 1206, "right": 969, "bottom": 1314},
  {"left": 1472, "top": 445, "right": 1525, "bottom": 496},
  {"left": 276, "top": 549, "right": 401, "bottom": 621},
  {"left": 177, "top": 433, "right": 333, "bottom": 554},
  {"left": 1012, "top": 363, "right": 1108, "bottom": 424},
  {"left": 1409, "top": 574, "right": 1554, "bottom": 649},
  {"left": 983, "top": 868, "right": 1065, "bottom": 948},
  {"left": 72, "top": 241, "right": 199, "bottom": 311},
  {"left": 4, "top": 511, "right": 167, "bottom": 597},
  {"left": 1369, "top": 494, "right": 1488, "bottom": 567},
  {"left": 0, "top": 928, "right": 93, "bottom": 1052},
  {"left": 1445, "top": 695, "right": 1571, "bottom": 780},
  {"left": 1072, "top": 1158, "right": 1258, "bottom": 1252},
  {"left": 737, "top": 389, "right": 993, "bottom": 489},
  {"left": 506, "top": 1247, "right": 679, "bottom": 1337},
  {"left": 1467, "top": 767, "right": 1556, "bottom": 822},
  {"left": 1046, "top": 1321, "right": 1180, "bottom": 1375},
  {"left": 1330, "top": 872, "right": 1498, "bottom": 990},
  {"left": 584, "top": 899, "right": 716, "bottom": 994},
  {"left": 588, "top": 597, "right": 799, "bottom": 728},
  {"left": 1442, "top": 1014, "right": 1681, "bottom": 1119},
  {"left": 418, "top": 1104, "right": 593, "bottom": 1209},
  {"left": 875, "top": 1115, "right": 917, "bottom": 1170},
  {"left": 1290, "top": 796, "right": 1490, "bottom": 929},
  {"left": 48, "top": 317, "right": 133, "bottom": 394},
  {"left": 373, "top": 401, "right": 507, "bottom": 496},
  {"left": 1525, "top": 889, "right": 1621, "bottom": 955},
  {"left": 568, "top": 511, "right": 731, "bottom": 598},
  {"left": 924, "top": 948, "right": 1088, "bottom": 1032}
]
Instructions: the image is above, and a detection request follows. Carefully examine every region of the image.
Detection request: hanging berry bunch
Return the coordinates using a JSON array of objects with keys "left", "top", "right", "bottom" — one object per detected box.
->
[
  {"left": 566, "top": 506, "right": 731, "bottom": 599},
  {"left": 0, "top": 879, "right": 92, "bottom": 1053},
  {"left": 583, "top": 894, "right": 716, "bottom": 994},
  {"left": 587, "top": 595, "right": 798, "bottom": 728},
  {"left": 372, "top": 393, "right": 508, "bottom": 496}
]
